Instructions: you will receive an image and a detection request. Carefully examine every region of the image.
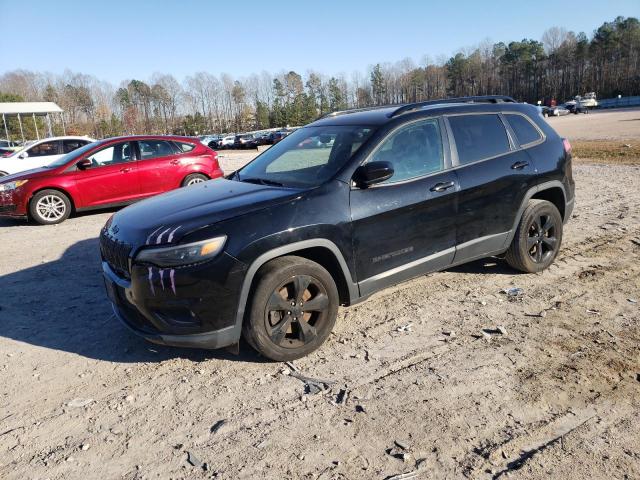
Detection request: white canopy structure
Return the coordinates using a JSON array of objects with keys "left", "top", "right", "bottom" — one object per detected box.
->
[{"left": 0, "top": 102, "right": 66, "bottom": 142}]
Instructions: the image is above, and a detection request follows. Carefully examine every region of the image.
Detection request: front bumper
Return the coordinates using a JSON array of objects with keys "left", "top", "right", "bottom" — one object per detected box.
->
[
  {"left": 0, "top": 190, "right": 27, "bottom": 216},
  {"left": 103, "top": 251, "right": 248, "bottom": 349}
]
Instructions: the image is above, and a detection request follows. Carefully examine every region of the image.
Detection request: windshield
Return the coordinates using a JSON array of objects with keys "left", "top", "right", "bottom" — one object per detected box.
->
[
  {"left": 46, "top": 141, "right": 100, "bottom": 168},
  {"left": 237, "top": 125, "right": 374, "bottom": 188}
]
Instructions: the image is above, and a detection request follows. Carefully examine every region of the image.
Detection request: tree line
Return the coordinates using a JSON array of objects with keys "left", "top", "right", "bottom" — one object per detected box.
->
[{"left": 0, "top": 16, "right": 638, "bottom": 139}]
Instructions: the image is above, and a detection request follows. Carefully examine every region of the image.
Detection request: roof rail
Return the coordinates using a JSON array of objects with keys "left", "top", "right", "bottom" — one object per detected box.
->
[
  {"left": 388, "top": 95, "right": 517, "bottom": 118},
  {"left": 317, "top": 105, "right": 395, "bottom": 120}
]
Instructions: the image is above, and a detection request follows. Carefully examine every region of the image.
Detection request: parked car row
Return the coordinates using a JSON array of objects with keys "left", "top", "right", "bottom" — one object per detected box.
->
[
  {"left": 201, "top": 130, "right": 292, "bottom": 150},
  {"left": 541, "top": 100, "right": 590, "bottom": 117},
  {"left": 0, "top": 135, "right": 222, "bottom": 224}
]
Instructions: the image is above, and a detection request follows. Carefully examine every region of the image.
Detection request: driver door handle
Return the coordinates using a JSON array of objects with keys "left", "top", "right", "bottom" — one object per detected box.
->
[
  {"left": 120, "top": 167, "right": 131, "bottom": 173},
  {"left": 511, "top": 161, "right": 530, "bottom": 170},
  {"left": 430, "top": 181, "right": 455, "bottom": 192},
  {"left": 170, "top": 159, "right": 180, "bottom": 165}
]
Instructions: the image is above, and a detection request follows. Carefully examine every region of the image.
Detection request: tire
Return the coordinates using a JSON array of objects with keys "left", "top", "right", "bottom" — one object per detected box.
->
[
  {"left": 181, "top": 173, "right": 208, "bottom": 187},
  {"left": 242, "top": 256, "right": 339, "bottom": 361},
  {"left": 29, "top": 189, "right": 72, "bottom": 225},
  {"left": 505, "top": 199, "right": 563, "bottom": 273}
]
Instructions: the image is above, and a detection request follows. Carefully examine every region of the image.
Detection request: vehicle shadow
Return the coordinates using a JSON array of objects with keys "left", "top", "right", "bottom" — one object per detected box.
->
[
  {"left": 0, "top": 207, "right": 122, "bottom": 228},
  {"left": 0, "top": 237, "right": 265, "bottom": 364},
  {"left": 446, "top": 257, "right": 524, "bottom": 275}
]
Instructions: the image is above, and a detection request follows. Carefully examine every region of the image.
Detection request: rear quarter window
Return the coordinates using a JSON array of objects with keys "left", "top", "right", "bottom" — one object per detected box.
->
[
  {"left": 448, "top": 114, "right": 511, "bottom": 165},
  {"left": 506, "top": 114, "right": 542, "bottom": 146},
  {"left": 174, "top": 142, "right": 196, "bottom": 153}
]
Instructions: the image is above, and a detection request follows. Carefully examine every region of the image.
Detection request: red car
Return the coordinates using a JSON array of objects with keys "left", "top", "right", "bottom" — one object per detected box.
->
[{"left": 0, "top": 135, "right": 223, "bottom": 225}]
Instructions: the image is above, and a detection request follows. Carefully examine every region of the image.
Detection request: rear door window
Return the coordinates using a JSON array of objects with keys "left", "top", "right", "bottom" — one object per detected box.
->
[
  {"left": 505, "top": 114, "right": 542, "bottom": 146},
  {"left": 138, "top": 140, "right": 179, "bottom": 160},
  {"left": 63, "top": 139, "right": 87, "bottom": 153},
  {"left": 448, "top": 114, "right": 511, "bottom": 165}
]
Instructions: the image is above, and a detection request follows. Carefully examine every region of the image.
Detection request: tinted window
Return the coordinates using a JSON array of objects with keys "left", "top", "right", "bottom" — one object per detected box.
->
[
  {"left": 506, "top": 114, "right": 542, "bottom": 145},
  {"left": 173, "top": 142, "right": 195, "bottom": 153},
  {"left": 138, "top": 140, "right": 178, "bottom": 160},
  {"left": 28, "top": 141, "right": 59, "bottom": 157},
  {"left": 63, "top": 139, "right": 87, "bottom": 153},
  {"left": 86, "top": 142, "right": 133, "bottom": 167},
  {"left": 449, "top": 114, "right": 510, "bottom": 164},
  {"left": 369, "top": 118, "right": 444, "bottom": 183}
]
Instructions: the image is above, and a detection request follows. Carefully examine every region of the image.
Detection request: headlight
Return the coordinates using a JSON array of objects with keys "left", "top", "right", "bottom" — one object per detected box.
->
[
  {"left": 135, "top": 236, "right": 226, "bottom": 267},
  {"left": 0, "top": 180, "right": 28, "bottom": 192}
]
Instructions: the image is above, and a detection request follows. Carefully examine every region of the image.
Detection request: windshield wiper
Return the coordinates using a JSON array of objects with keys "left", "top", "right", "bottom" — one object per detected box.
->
[{"left": 240, "top": 177, "right": 285, "bottom": 187}]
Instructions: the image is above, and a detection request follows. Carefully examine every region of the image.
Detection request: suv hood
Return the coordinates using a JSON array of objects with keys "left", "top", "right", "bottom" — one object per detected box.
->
[{"left": 109, "top": 179, "right": 303, "bottom": 246}]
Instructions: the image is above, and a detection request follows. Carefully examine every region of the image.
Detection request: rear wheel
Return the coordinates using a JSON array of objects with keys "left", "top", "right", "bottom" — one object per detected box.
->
[
  {"left": 181, "top": 173, "right": 208, "bottom": 187},
  {"left": 29, "top": 189, "right": 71, "bottom": 225},
  {"left": 505, "top": 199, "right": 563, "bottom": 273},
  {"left": 243, "top": 256, "right": 339, "bottom": 361}
]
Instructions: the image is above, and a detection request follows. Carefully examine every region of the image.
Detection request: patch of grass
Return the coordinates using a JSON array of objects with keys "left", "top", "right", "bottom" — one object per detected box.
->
[{"left": 571, "top": 140, "right": 640, "bottom": 165}]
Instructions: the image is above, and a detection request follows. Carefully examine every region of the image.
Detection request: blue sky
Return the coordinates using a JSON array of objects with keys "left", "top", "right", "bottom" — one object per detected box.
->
[{"left": 1, "top": 0, "right": 638, "bottom": 84}]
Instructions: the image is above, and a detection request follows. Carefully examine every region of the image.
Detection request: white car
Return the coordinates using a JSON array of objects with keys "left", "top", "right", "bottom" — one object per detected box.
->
[
  {"left": 0, "top": 136, "right": 95, "bottom": 176},
  {"left": 218, "top": 135, "right": 236, "bottom": 148}
]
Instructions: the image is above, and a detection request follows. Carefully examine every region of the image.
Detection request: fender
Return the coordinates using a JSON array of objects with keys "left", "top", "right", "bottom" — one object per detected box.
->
[
  {"left": 503, "top": 180, "right": 569, "bottom": 248},
  {"left": 229, "top": 238, "right": 358, "bottom": 340}
]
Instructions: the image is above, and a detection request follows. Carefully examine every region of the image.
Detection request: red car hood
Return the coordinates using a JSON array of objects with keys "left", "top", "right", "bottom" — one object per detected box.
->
[{"left": 0, "top": 167, "right": 57, "bottom": 183}]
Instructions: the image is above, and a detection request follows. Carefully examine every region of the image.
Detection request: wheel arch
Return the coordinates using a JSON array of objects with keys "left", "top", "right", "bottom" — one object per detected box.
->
[
  {"left": 231, "top": 239, "right": 358, "bottom": 340},
  {"left": 531, "top": 186, "right": 566, "bottom": 220},
  {"left": 181, "top": 171, "right": 210, "bottom": 186},
  {"left": 29, "top": 186, "right": 77, "bottom": 213},
  {"left": 503, "top": 180, "right": 567, "bottom": 248}
]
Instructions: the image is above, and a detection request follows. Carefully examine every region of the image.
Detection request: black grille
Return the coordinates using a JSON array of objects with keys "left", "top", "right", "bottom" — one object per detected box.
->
[{"left": 100, "top": 227, "right": 132, "bottom": 279}]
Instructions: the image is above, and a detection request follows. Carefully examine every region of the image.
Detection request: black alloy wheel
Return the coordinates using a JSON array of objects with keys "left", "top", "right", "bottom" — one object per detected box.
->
[
  {"left": 505, "top": 199, "right": 563, "bottom": 273},
  {"left": 243, "top": 256, "right": 339, "bottom": 361},
  {"left": 527, "top": 214, "right": 558, "bottom": 264},
  {"left": 265, "top": 274, "right": 330, "bottom": 348}
]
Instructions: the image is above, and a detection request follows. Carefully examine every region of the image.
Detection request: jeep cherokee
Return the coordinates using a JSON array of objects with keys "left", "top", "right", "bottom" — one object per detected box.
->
[{"left": 101, "top": 95, "right": 575, "bottom": 361}]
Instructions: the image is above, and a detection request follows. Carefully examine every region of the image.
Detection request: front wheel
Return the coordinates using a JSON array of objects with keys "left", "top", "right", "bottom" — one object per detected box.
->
[
  {"left": 181, "top": 173, "right": 208, "bottom": 187},
  {"left": 243, "top": 256, "right": 339, "bottom": 361},
  {"left": 505, "top": 199, "right": 563, "bottom": 273},
  {"left": 29, "top": 189, "right": 72, "bottom": 225}
]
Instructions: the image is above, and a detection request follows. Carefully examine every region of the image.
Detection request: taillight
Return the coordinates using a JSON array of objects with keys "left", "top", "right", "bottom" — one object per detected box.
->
[{"left": 562, "top": 138, "right": 572, "bottom": 154}]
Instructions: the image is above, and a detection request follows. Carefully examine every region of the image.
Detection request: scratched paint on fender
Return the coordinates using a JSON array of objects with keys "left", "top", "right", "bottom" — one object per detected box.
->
[{"left": 148, "top": 267, "right": 155, "bottom": 295}]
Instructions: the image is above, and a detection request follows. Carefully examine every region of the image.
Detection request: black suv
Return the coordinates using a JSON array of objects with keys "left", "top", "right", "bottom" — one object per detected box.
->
[{"left": 101, "top": 96, "right": 575, "bottom": 361}]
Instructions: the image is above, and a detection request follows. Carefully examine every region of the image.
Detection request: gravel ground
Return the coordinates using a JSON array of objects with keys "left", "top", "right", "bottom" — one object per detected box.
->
[{"left": 0, "top": 111, "right": 639, "bottom": 480}]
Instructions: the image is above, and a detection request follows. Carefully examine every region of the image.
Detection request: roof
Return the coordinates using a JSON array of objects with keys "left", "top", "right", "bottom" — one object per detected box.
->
[
  {"left": 0, "top": 102, "right": 64, "bottom": 115},
  {"left": 309, "top": 99, "right": 533, "bottom": 127},
  {"left": 28, "top": 136, "right": 94, "bottom": 143}
]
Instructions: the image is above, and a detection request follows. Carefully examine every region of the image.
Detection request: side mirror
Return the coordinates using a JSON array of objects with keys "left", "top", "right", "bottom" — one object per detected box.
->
[
  {"left": 77, "top": 158, "right": 92, "bottom": 170},
  {"left": 353, "top": 161, "right": 394, "bottom": 187},
  {"left": 18, "top": 152, "right": 28, "bottom": 159}
]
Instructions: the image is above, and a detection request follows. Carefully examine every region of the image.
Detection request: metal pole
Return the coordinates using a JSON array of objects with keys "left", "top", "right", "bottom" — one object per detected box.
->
[
  {"left": 2, "top": 113, "right": 9, "bottom": 141},
  {"left": 61, "top": 112, "right": 66, "bottom": 135},
  {"left": 17, "top": 113, "right": 25, "bottom": 143},
  {"left": 33, "top": 113, "right": 39, "bottom": 140}
]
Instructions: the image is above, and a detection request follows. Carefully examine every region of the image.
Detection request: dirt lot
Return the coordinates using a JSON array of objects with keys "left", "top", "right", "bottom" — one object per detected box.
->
[
  {"left": 547, "top": 107, "right": 640, "bottom": 165},
  {"left": 1, "top": 109, "right": 639, "bottom": 479}
]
